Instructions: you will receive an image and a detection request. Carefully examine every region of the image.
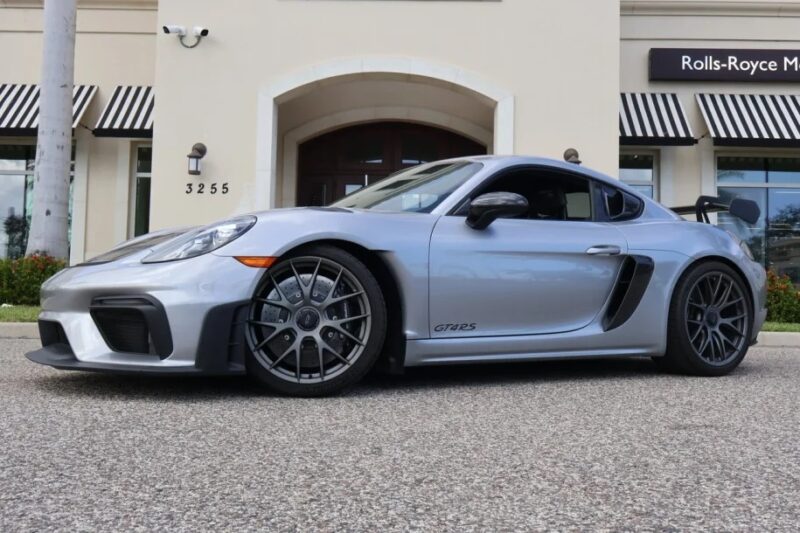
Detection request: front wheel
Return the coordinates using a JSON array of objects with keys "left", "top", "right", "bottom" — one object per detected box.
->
[
  {"left": 657, "top": 261, "right": 753, "bottom": 376},
  {"left": 245, "top": 245, "right": 387, "bottom": 396}
]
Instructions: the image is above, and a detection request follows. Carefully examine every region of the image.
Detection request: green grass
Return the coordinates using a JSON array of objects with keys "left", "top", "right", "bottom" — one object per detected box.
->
[
  {"left": 0, "top": 305, "right": 40, "bottom": 322},
  {"left": 762, "top": 321, "right": 800, "bottom": 333}
]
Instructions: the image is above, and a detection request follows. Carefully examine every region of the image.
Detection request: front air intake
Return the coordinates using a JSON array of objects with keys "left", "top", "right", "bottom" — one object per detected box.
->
[{"left": 90, "top": 296, "right": 173, "bottom": 358}]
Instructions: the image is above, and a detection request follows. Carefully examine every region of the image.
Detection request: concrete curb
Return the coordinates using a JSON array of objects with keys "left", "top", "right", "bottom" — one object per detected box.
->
[
  {"left": 0, "top": 322, "right": 38, "bottom": 339},
  {"left": 757, "top": 331, "right": 800, "bottom": 348},
  {"left": 0, "top": 322, "right": 798, "bottom": 347}
]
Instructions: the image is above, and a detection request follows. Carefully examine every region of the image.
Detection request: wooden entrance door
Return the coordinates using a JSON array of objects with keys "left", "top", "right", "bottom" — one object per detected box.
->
[{"left": 297, "top": 122, "right": 486, "bottom": 206}]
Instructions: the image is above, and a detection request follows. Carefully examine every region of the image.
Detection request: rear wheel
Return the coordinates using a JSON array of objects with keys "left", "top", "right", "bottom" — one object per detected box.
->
[
  {"left": 245, "top": 245, "right": 386, "bottom": 396},
  {"left": 657, "top": 261, "right": 753, "bottom": 376}
]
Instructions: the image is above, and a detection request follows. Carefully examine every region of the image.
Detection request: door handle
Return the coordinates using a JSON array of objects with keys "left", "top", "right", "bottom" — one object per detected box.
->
[{"left": 586, "top": 245, "right": 622, "bottom": 256}]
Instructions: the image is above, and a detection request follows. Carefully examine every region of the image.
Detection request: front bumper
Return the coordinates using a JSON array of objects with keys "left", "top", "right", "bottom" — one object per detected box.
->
[
  {"left": 26, "top": 251, "right": 262, "bottom": 375},
  {"left": 26, "top": 343, "right": 214, "bottom": 375}
]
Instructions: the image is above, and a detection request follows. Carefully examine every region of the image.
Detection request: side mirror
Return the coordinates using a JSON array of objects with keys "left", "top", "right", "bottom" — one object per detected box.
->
[
  {"left": 729, "top": 197, "right": 761, "bottom": 225},
  {"left": 466, "top": 192, "right": 529, "bottom": 230}
]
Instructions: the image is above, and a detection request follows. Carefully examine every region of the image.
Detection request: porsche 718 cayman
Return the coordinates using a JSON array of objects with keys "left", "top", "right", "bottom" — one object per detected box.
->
[{"left": 27, "top": 156, "right": 766, "bottom": 396}]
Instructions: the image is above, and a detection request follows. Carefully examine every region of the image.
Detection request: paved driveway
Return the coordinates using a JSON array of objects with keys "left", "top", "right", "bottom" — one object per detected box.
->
[{"left": 2, "top": 339, "right": 799, "bottom": 531}]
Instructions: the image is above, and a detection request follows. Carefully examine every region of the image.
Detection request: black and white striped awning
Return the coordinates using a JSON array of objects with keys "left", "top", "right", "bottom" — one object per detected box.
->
[
  {"left": 697, "top": 93, "right": 800, "bottom": 147},
  {"left": 93, "top": 86, "right": 154, "bottom": 138},
  {"left": 0, "top": 84, "right": 97, "bottom": 136},
  {"left": 619, "top": 93, "right": 695, "bottom": 146}
]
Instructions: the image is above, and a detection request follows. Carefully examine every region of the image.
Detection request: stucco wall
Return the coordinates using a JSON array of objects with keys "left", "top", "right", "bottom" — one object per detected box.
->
[
  {"left": 0, "top": 2, "right": 157, "bottom": 259},
  {"left": 150, "top": 0, "right": 620, "bottom": 229},
  {"left": 621, "top": 3, "right": 800, "bottom": 206}
]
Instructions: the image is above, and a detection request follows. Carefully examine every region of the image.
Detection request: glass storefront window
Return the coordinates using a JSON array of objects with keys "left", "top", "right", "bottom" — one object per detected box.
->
[
  {"left": 718, "top": 156, "right": 800, "bottom": 284},
  {"left": 619, "top": 153, "right": 656, "bottom": 199},
  {"left": 717, "top": 187, "right": 767, "bottom": 265},
  {"left": 717, "top": 156, "right": 767, "bottom": 184},
  {"left": 133, "top": 146, "right": 152, "bottom": 237},
  {"left": 766, "top": 158, "right": 800, "bottom": 184},
  {"left": 0, "top": 145, "right": 35, "bottom": 259},
  {"left": 0, "top": 144, "right": 76, "bottom": 259}
]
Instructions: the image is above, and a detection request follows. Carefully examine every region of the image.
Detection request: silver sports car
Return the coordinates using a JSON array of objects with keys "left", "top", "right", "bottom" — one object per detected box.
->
[{"left": 27, "top": 156, "right": 767, "bottom": 396}]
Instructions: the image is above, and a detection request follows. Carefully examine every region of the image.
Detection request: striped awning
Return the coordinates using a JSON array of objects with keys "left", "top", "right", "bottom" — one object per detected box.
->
[
  {"left": 619, "top": 93, "right": 695, "bottom": 146},
  {"left": 93, "top": 86, "right": 153, "bottom": 138},
  {"left": 696, "top": 93, "right": 800, "bottom": 147},
  {"left": 0, "top": 84, "right": 97, "bottom": 136}
]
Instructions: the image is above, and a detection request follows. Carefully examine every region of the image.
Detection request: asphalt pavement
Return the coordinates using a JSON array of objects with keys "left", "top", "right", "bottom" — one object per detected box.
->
[{"left": 1, "top": 339, "right": 799, "bottom": 531}]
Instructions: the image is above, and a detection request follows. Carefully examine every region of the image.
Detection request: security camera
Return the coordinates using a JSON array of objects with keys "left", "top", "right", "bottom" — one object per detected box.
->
[
  {"left": 162, "top": 25, "right": 186, "bottom": 36},
  {"left": 193, "top": 26, "right": 210, "bottom": 37}
]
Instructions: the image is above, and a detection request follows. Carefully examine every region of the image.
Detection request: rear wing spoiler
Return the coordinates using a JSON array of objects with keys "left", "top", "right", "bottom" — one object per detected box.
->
[{"left": 671, "top": 195, "right": 760, "bottom": 225}]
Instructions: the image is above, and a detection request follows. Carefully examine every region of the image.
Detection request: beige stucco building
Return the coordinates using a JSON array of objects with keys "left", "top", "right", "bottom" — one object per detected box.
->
[{"left": 1, "top": 0, "right": 800, "bottom": 279}]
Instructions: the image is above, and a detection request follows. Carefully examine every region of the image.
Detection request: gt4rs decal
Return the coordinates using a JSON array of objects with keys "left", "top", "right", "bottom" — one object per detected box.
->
[{"left": 434, "top": 323, "right": 477, "bottom": 332}]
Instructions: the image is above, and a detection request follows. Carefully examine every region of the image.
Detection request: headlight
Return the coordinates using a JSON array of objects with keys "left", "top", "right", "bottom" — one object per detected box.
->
[{"left": 142, "top": 215, "right": 256, "bottom": 263}]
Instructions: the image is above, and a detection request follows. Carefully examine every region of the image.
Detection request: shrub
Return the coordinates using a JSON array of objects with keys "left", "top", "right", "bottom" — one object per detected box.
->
[
  {"left": 0, "top": 254, "right": 67, "bottom": 306},
  {"left": 766, "top": 270, "right": 800, "bottom": 324}
]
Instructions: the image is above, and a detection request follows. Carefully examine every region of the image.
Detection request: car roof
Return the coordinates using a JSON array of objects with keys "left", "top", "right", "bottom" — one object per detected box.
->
[
  {"left": 428, "top": 155, "right": 677, "bottom": 220},
  {"left": 435, "top": 155, "right": 624, "bottom": 186}
]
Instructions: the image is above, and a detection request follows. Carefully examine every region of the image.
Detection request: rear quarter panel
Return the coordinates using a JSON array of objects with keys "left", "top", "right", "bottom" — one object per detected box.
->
[{"left": 616, "top": 219, "right": 767, "bottom": 345}]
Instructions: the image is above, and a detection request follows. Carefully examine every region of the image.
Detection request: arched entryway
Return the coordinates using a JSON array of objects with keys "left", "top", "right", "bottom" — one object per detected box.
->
[{"left": 297, "top": 122, "right": 486, "bottom": 206}]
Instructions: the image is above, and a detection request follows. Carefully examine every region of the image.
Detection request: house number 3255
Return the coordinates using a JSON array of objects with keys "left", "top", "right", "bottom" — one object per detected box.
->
[{"left": 185, "top": 182, "right": 229, "bottom": 195}]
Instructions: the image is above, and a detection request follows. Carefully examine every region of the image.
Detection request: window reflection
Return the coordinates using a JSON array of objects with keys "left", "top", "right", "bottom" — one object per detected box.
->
[
  {"left": 717, "top": 156, "right": 800, "bottom": 285},
  {"left": 767, "top": 189, "right": 800, "bottom": 283},
  {"left": 619, "top": 153, "right": 655, "bottom": 199},
  {"left": 718, "top": 157, "right": 767, "bottom": 183},
  {"left": 0, "top": 144, "right": 75, "bottom": 258},
  {"left": 717, "top": 187, "right": 767, "bottom": 265}
]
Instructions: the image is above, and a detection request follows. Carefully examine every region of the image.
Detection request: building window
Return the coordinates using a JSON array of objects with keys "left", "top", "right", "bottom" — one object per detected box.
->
[
  {"left": 0, "top": 144, "right": 74, "bottom": 259},
  {"left": 133, "top": 146, "right": 152, "bottom": 237},
  {"left": 717, "top": 156, "right": 800, "bottom": 283},
  {"left": 619, "top": 153, "right": 657, "bottom": 199}
]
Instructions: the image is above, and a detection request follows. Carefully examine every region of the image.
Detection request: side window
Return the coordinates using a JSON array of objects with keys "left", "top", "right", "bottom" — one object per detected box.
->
[
  {"left": 602, "top": 185, "right": 643, "bottom": 221},
  {"left": 473, "top": 168, "right": 593, "bottom": 221}
]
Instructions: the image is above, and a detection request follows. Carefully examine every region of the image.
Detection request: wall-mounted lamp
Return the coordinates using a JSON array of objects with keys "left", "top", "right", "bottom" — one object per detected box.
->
[
  {"left": 563, "top": 148, "right": 582, "bottom": 165},
  {"left": 163, "top": 25, "right": 209, "bottom": 49},
  {"left": 187, "top": 143, "right": 207, "bottom": 175}
]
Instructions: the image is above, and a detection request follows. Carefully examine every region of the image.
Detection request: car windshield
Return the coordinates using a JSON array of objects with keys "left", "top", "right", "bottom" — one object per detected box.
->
[{"left": 331, "top": 161, "right": 483, "bottom": 213}]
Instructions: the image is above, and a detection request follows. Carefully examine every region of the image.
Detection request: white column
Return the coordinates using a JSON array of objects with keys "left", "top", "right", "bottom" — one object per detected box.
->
[
  {"left": 659, "top": 147, "right": 675, "bottom": 207},
  {"left": 699, "top": 137, "right": 716, "bottom": 197},
  {"left": 493, "top": 96, "right": 515, "bottom": 155},
  {"left": 113, "top": 141, "right": 132, "bottom": 244},
  {"left": 255, "top": 95, "right": 277, "bottom": 210},
  {"left": 69, "top": 128, "right": 91, "bottom": 265}
]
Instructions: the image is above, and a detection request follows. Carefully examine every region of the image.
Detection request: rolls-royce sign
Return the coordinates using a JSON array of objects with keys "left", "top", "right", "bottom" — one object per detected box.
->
[{"left": 650, "top": 48, "right": 800, "bottom": 82}]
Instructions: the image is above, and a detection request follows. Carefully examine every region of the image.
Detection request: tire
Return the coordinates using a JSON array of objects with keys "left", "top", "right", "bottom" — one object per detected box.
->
[
  {"left": 245, "top": 245, "right": 387, "bottom": 397},
  {"left": 656, "top": 261, "right": 753, "bottom": 376}
]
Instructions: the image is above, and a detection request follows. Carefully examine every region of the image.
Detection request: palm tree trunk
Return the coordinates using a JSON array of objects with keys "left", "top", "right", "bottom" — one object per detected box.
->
[{"left": 26, "top": 0, "right": 77, "bottom": 260}]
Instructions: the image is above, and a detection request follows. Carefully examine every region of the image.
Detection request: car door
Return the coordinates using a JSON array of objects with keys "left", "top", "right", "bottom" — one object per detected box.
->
[{"left": 428, "top": 171, "right": 629, "bottom": 338}]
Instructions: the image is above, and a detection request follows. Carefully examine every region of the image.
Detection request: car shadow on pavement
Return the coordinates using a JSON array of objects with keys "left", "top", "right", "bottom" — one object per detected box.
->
[
  {"left": 362, "top": 357, "right": 666, "bottom": 392},
  {"left": 28, "top": 356, "right": 705, "bottom": 401}
]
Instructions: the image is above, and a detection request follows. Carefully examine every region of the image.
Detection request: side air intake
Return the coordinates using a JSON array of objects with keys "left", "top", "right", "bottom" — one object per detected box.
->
[{"left": 603, "top": 255, "right": 654, "bottom": 331}]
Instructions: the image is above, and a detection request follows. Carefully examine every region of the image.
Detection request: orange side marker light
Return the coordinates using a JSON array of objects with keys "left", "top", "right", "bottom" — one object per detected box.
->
[{"left": 235, "top": 256, "right": 278, "bottom": 268}]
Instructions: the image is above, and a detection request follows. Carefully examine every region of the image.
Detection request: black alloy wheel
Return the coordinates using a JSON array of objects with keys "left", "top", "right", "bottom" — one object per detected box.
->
[
  {"left": 684, "top": 271, "right": 749, "bottom": 365},
  {"left": 245, "top": 245, "right": 387, "bottom": 396},
  {"left": 658, "top": 261, "right": 753, "bottom": 376}
]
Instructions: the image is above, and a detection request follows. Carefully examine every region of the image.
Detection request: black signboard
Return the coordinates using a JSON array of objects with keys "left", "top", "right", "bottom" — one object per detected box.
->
[{"left": 650, "top": 48, "right": 800, "bottom": 82}]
